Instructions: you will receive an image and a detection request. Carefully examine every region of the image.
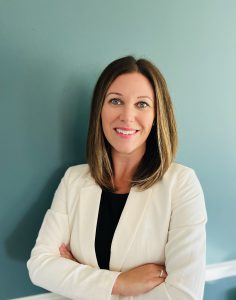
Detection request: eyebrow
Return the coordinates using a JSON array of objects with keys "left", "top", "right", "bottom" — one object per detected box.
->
[
  {"left": 106, "top": 92, "right": 153, "bottom": 101},
  {"left": 137, "top": 96, "right": 153, "bottom": 101},
  {"left": 106, "top": 92, "right": 123, "bottom": 97}
]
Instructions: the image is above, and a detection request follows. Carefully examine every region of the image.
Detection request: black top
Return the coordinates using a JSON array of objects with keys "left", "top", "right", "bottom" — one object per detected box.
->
[{"left": 95, "top": 190, "right": 129, "bottom": 270}]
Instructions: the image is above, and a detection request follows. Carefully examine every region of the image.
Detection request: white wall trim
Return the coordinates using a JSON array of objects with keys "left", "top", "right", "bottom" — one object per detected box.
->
[
  {"left": 10, "top": 293, "right": 69, "bottom": 300},
  {"left": 10, "top": 260, "right": 236, "bottom": 300},
  {"left": 205, "top": 259, "right": 236, "bottom": 282}
]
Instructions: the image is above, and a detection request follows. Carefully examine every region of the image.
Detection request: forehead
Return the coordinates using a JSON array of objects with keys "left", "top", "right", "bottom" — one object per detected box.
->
[{"left": 106, "top": 72, "right": 154, "bottom": 98}]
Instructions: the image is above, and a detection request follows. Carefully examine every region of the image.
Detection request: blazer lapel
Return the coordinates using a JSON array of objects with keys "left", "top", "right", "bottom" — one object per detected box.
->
[
  {"left": 77, "top": 183, "right": 101, "bottom": 268},
  {"left": 77, "top": 179, "right": 152, "bottom": 271},
  {"left": 109, "top": 187, "right": 152, "bottom": 271}
]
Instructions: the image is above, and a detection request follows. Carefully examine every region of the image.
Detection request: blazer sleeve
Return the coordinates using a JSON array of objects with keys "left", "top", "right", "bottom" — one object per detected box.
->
[
  {"left": 27, "top": 167, "right": 121, "bottom": 300},
  {"left": 139, "top": 168, "right": 207, "bottom": 300}
]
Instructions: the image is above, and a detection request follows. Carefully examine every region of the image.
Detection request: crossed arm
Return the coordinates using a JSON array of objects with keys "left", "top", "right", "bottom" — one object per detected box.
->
[
  {"left": 59, "top": 243, "right": 167, "bottom": 297},
  {"left": 28, "top": 166, "right": 207, "bottom": 299}
]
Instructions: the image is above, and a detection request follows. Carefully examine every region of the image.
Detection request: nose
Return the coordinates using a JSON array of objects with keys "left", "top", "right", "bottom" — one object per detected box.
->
[{"left": 119, "top": 104, "right": 135, "bottom": 123}]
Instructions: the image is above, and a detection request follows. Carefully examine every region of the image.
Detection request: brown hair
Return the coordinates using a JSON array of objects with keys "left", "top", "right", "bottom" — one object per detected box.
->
[{"left": 86, "top": 56, "right": 178, "bottom": 191}]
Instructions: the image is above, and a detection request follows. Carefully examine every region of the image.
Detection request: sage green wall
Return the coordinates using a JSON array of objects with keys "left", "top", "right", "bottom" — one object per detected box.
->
[{"left": 0, "top": 1, "right": 235, "bottom": 299}]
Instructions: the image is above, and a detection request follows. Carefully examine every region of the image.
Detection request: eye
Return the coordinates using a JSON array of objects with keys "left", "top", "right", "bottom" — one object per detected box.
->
[
  {"left": 136, "top": 101, "right": 149, "bottom": 108},
  {"left": 109, "top": 98, "right": 122, "bottom": 105}
]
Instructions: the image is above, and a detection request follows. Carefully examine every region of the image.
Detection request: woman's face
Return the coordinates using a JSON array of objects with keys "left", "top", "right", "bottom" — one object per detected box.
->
[{"left": 101, "top": 72, "right": 155, "bottom": 158}]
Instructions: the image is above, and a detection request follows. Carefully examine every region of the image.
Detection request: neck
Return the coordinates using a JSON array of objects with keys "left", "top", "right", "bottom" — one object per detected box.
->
[{"left": 111, "top": 148, "right": 145, "bottom": 193}]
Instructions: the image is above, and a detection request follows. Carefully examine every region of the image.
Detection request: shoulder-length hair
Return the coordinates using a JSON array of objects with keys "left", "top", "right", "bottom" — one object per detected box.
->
[{"left": 86, "top": 56, "right": 178, "bottom": 191}]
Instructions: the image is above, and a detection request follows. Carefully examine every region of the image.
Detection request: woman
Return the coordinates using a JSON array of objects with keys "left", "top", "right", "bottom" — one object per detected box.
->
[{"left": 27, "top": 56, "right": 207, "bottom": 299}]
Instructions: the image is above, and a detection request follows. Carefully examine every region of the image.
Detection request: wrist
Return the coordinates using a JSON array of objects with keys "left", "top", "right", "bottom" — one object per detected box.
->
[{"left": 112, "top": 273, "right": 123, "bottom": 295}]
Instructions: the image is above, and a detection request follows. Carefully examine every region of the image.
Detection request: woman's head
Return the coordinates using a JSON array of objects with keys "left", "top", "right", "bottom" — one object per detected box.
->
[
  {"left": 87, "top": 56, "right": 178, "bottom": 191},
  {"left": 101, "top": 72, "right": 155, "bottom": 160}
]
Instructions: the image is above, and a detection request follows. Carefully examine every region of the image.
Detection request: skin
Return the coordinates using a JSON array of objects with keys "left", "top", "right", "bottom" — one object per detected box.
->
[
  {"left": 101, "top": 72, "right": 156, "bottom": 193},
  {"left": 59, "top": 72, "right": 167, "bottom": 296}
]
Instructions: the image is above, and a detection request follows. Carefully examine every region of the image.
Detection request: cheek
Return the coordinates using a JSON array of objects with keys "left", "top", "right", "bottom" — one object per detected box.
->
[
  {"left": 101, "top": 107, "right": 117, "bottom": 127},
  {"left": 142, "top": 112, "right": 155, "bottom": 130}
]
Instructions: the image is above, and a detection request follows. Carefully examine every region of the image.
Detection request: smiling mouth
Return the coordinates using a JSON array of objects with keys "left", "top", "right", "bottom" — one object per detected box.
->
[{"left": 114, "top": 128, "right": 139, "bottom": 136}]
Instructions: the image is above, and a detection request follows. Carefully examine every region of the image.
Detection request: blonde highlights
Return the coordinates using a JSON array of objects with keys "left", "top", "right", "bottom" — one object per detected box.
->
[{"left": 86, "top": 56, "right": 178, "bottom": 191}]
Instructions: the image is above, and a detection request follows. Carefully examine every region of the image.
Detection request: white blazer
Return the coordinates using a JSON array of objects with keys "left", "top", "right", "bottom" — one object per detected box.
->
[{"left": 27, "top": 163, "right": 207, "bottom": 300}]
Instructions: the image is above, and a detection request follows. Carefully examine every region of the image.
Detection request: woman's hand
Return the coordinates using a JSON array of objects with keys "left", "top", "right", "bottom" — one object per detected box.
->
[
  {"left": 59, "top": 244, "right": 167, "bottom": 296},
  {"left": 59, "top": 243, "right": 78, "bottom": 262},
  {"left": 112, "top": 263, "right": 167, "bottom": 296}
]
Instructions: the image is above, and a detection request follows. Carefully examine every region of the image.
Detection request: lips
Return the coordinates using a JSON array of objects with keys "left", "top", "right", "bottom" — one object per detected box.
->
[{"left": 114, "top": 127, "right": 139, "bottom": 137}]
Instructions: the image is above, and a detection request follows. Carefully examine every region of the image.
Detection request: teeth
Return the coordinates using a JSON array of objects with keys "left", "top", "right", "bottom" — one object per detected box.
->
[{"left": 116, "top": 128, "right": 136, "bottom": 135}]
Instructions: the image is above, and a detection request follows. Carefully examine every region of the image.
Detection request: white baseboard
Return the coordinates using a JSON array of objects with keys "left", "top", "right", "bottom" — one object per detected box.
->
[
  {"left": 10, "top": 260, "right": 236, "bottom": 299},
  {"left": 10, "top": 293, "right": 69, "bottom": 300},
  {"left": 205, "top": 259, "right": 236, "bottom": 282}
]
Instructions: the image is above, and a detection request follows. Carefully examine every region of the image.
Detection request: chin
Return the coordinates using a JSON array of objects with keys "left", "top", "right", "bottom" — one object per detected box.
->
[{"left": 112, "top": 145, "right": 145, "bottom": 156}]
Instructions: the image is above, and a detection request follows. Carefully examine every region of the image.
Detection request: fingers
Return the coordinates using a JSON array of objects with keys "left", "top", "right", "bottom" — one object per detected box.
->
[
  {"left": 59, "top": 243, "right": 68, "bottom": 254},
  {"left": 112, "top": 263, "right": 167, "bottom": 296},
  {"left": 158, "top": 268, "right": 167, "bottom": 278},
  {"left": 59, "top": 243, "right": 77, "bottom": 261},
  {"left": 59, "top": 244, "right": 69, "bottom": 257},
  {"left": 151, "top": 264, "right": 167, "bottom": 280}
]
